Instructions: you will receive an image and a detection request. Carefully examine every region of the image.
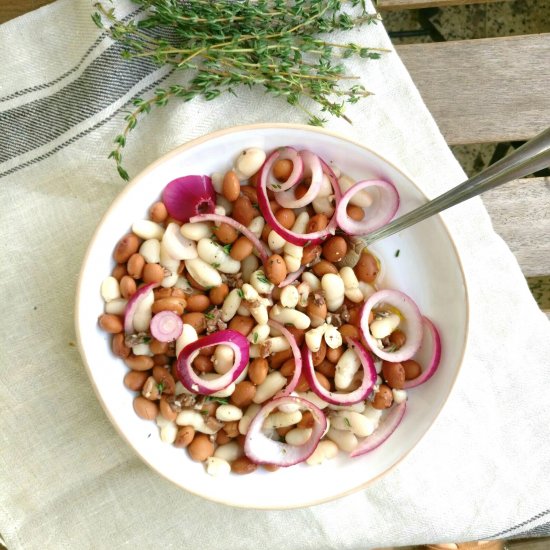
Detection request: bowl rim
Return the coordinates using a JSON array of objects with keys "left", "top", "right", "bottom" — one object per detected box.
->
[{"left": 75, "top": 122, "right": 470, "bottom": 509}]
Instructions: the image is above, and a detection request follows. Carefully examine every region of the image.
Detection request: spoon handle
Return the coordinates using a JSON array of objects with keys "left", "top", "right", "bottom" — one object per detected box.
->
[{"left": 362, "top": 127, "right": 550, "bottom": 246}]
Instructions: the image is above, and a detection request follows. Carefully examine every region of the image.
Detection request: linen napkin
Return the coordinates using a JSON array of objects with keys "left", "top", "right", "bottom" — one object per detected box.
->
[{"left": 1, "top": 1, "right": 549, "bottom": 549}]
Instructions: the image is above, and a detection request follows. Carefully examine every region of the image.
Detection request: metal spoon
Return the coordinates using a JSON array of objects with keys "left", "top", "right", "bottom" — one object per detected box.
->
[{"left": 361, "top": 127, "right": 550, "bottom": 246}]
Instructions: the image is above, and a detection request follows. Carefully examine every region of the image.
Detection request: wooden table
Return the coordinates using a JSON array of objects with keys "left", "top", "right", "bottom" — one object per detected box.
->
[{"left": 1, "top": 1, "right": 548, "bottom": 316}]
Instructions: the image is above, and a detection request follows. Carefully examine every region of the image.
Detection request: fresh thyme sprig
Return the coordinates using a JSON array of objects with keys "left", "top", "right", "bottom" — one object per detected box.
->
[{"left": 93, "top": 0, "right": 386, "bottom": 180}]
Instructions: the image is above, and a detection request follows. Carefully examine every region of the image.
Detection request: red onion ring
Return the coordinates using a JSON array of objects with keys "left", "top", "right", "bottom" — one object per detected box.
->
[
  {"left": 302, "top": 338, "right": 376, "bottom": 405},
  {"left": 190, "top": 213, "right": 269, "bottom": 263},
  {"left": 404, "top": 317, "right": 441, "bottom": 389},
  {"left": 123, "top": 282, "right": 157, "bottom": 334},
  {"left": 274, "top": 150, "right": 323, "bottom": 209},
  {"left": 176, "top": 330, "right": 249, "bottom": 395},
  {"left": 350, "top": 402, "right": 407, "bottom": 458},
  {"left": 244, "top": 396, "right": 327, "bottom": 466},
  {"left": 150, "top": 311, "right": 183, "bottom": 343},
  {"left": 278, "top": 266, "right": 305, "bottom": 288},
  {"left": 162, "top": 175, "right": 216, "bottom": 223},
  {"left": 335, "top": 179, "right": 400, "bottom": 236},
  {"left": 266, "top": 147, "right": 303, "bottom": 192},
  {"left": 268, "top": 320, "right": 302, "bottom": 397},
  {"left": 360, "top": 289, "right": 423, "bottom": 362},
  {"left": 257, "top": 154, "right": 340, "bottom": 246}
]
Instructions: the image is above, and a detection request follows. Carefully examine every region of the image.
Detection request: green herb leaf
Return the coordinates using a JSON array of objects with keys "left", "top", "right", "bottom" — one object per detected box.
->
[
  {"left": 237, "top": 289, "right": 244, "bottom": 298},
  {"left": 344, "top": 417, "right": 351, "bottom": 428},
  {"left": 395, "top": 249, "right": 400, "bottom": 257},
  {"left": 205, "top": 396, "right": 229, "bottom": 405}
]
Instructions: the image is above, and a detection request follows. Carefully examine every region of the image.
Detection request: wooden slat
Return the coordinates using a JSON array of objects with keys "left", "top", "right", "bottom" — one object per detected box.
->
[
  {"left": 377, "top": 0, "right": 510, "bottom": 10},
  {"left": 396, "top": 34, "right": 550, "bottom": 144},
  {"left": 0, "top": 0, "right": 54, "bottom": 24},
  {"left": 482, "top": 177, "right": 550, "bottom": 278}
]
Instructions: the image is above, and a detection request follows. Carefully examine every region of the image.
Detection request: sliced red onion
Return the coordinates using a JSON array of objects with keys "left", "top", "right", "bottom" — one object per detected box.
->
[
  {"left": 123, "top": 282, "right": 157, "bottom": 334},
  {"left": 278, "top": 266, "right": 305, "bottom": 288},
  {"left": 257, "top": 152, "right": 339, "bottom": 246},
  {"left": 244, "top": 396, "right": 327, "bottom": 466},
  {"left": 350, "top": 402, "right": 407, "bottom": 458},
  {"left": 302, "top": 338, "right": 376, "bottom": 405},
  {"left": 162, "top": 175, "right": 216, "bottom": 223},
  {"left": 404, "top": 317, "right": 441, "bottom": 389},
  {"left": 176, "top": 330, "right": 249, "bottom": 395},
  {"left": 189, "top": 213, "right": 269, "bottom": 263},
  {"left": 274, "top": 150, "right": 323, "bottom": 209},
  {"left": 150, "top": 311, "right": 183, "bottom": 343},
  {"left": 360, "top": 289, "right": 423, "bottom": 362},
  {"left": 268, "top": 320, "right": 302, "bottom": 397},
  {"left": 335, "top": 179, "right": 399, "bottom": 236},
  {"left": 266, "top": 147, "right": 303, "bottom": 192}
]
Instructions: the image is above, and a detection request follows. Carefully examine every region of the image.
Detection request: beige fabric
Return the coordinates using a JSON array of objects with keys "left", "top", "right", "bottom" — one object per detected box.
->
[{"left": 1, "top": 1, "right": 549, "bottom": 548}]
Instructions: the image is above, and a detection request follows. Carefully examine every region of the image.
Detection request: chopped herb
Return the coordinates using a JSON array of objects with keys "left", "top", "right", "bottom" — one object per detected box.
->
[
  {"left": 156, "top": 382, "right": 165, "bottom": 394},
  {"left": 237, "top": 288, "right": 244, "bottom": 298},
  {"left": 211, "top": 262, "right": 221, "bottom": 268},
  {"left": 205, "top": 396, "right": 229, "bottom": 405},
  {"left": 222, "top": 243, "right": 232, "bottom": 254},
  {"left": 253, "top": 332, "right": 258, "bottom": 344},
  {"left": 204, "top": 312, "right": 216, "bottom": 320},
  {"left": 395, "top": 249, "right": 400, "bottom": 257},
  {"left": 252, "top": 203, "right": 259, "bottom": 209},
  {"left": 344, "top": 417, "right": 351, "bottom": 428},
  {"left": 143, "top": 336, "right": 151, "bottom": 343},
  {"left": 256, "top": 273, "right": 270, "bottom": 285}
]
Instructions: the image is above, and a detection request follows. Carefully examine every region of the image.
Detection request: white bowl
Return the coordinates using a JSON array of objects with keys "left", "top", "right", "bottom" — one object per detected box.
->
[{"left": 75, "top": 123, "right": 468, "bottom": 509}]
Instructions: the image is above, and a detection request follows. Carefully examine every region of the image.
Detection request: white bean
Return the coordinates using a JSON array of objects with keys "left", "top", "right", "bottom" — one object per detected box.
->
[
  {"left": 250, "top": 270, "right": 274, "bottom": 294},
  {"left": 335, "top": 348, "right": 361, "bottom": 391},
  {"left": 216, "top": 196, "right": 233, "bottom": 215},
  {"left": 237, "top": 304, "right": 251, "bottom": 317},
  {"left": 292, "top": 211, "right": 310, "bottom": 233},
  {"left": 312, "top": 197, "right": 335, "bottom": 216},
  {"left": 339, "top": 174, "right": 373, "bottom": 207},
  {"left": 175, "top": 324, "right": 198, "bottom": 356},
  {"left": 205, "top": 457, "right": 231, "bottom": 477},
  {"left": 160, "top": 272, "right": 178, "bottom": 288},
  {"left": 277, "top": 397, "right": 301, "bottom": 414},
  {"left": 213, "top": 345, "right": 234, "bottom": 375},
  {"left": 239, "top": 403, "right": 261, "bottom": 435},
  {"left": 301, "top": 271, "right": 321, "bottom": 291},
  {"left": 326, "top": 427, "right": 358, "bottom": 452},
  {"left": 363, "top": 403, "right": 383, "bottom": 424},
  {"left": 297, "top": 391, "right": 329, "bottom": 410},
  {"left": 321, "top": 273, "right": 345, "bottom": 312},
  {"left": 197, "top": 238, "right": 240, "bottom": 274},
  {"left": 185, "top": 257, "right": 223, "bottom": 288},
  {"left": 214, "top": 205, "right": 226, "bottom": 216},
  {"left": 156, "top": 414, "right": 173, "bottom": 429},
  {"left": 253, "top": 371, "right": 287, "bottom": 404},
  {"left": 139, "top": 239, "right": 161, "bottom": 264},
  {"left": 200, "top": 374, "right": 236, "bottom": 398},
  {"left": 105, "top": 298, "right": 127, "bottom": 315},
  {"left": 305, "top": 324, "right": 329, "bottom": 352},
  {"left": 160, "top": 422, "right": 178, "bottom": 444},
  {"left": 159, "top": 242, "right": 180, "bottom": 273},
  {"left": 101, "top": 276, "right": 120, "bottom": 302},
  {"left": 392, "top": 389, "right": 408, "bottom": 404},
  {"left": 175, "top": 410, "right": 217, "bottom": 434},
  {"left": 235, "top": 148, "right": 266, "bottom": 177},
  {"left": 370, "top": 313, "right": 400, "bottom": 339},
  {"left": 269, "top": 304, "right": 311, "bottom": 330},
  {"left": 339, "top": 266, "right": 363, "bottom": 303},
  {"left": 306, "top": 440, "right": 339, "bottom": 465},
  {"left": 133, "top": 288, "right": 154, "bottom": 332},
  {"left": 248, "top": 216, "right": 265, "bottom": 239},
  {"left": 241, "top": 284, "right": 268, "bottom": 325},
  {"left": 262, "top": 410, "right": 302, "bottom": 429},
  {"left": 324, "top": 325, "right": 342, "bottom": 349},
  {"left": 285, "top": 428, "right": 312, "bottom": 446},
  {"left": 174, "top": 276, "right": 192, "bottom": 292},
  {"left": 329, "top": 401, "right": 366, "bottom": 413},
  {"left": 235, "top": 365, "right": 249, "bottom": 385},
  {"left": 330, "top": 411, "right": 376, "bottom": 437},
  {"left": 247, "top": 324, "right": 270, "bottom": 345},
  {"left": 280, "top": 285, "right": 299, "bottom": 309},
  {"left": 214, "top": 441, "right": 243, "bottom": 462},
  {"left": 216, "top": 404, "right": 243, "bottom": 422},
  {"left": 162, "top": 222, "right": 198, "bottom": 260},
  {"left": 263, "top": 336, "right": 290, "bottom": 353},
  {"left": 221, "top": 288, "right": 242, "bottom": 322},
  {"left": 132, "top": 343, "right": 153, "bottom": 356},
  {"left": 180, "top": 222, "right": 211, "bottom": 241},
  {"left": 211, "top": 171, "right": 224, "bottom": 193},
  {"left": 241, "top": 255, "right": 259, "bottom": 283},
  {"left": 358, "top": 281, "right": 376, "bottom": 300},
  {"left": 132, "top": 220, "right": 164, "bottom": 240},
  {"left": 268, "top": 230, "right": 286, "bottom": 252}
]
